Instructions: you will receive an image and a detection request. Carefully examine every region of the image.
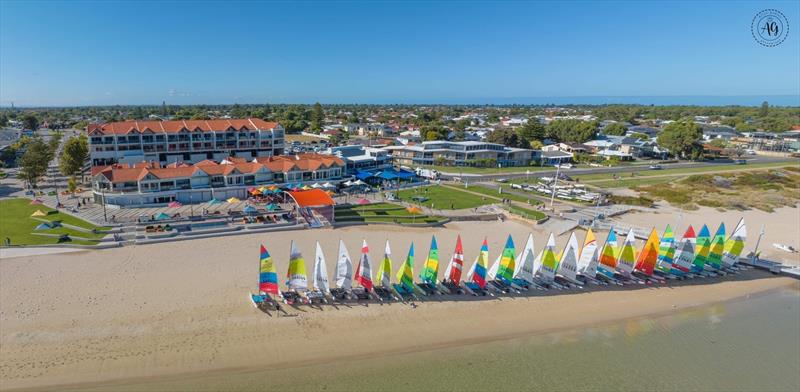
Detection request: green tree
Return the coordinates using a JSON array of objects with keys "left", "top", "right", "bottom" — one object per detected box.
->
[
  {"left": 545, "top": 119, "right": 598, "bottom": 143},
  {"left": 529, "top": 140, "right": 544, "bottom": 150},
  {"left": 17, "top": 138, "right": 50, "bottom": 188},
  {"left": 487, "top": 128, "right": 522, "bottom": 147},
  {"left": 310, "top": 102, "right": 324, "bottom": 133},
  {"left": 0, "top": 113, "right": 8, "bottom": 127},
  {"left": 517, "top": 121, "right": 545, "bottom": 145},
  {"left": 60, "top": 135, "right": 89, "bottom": 177},
  {"left": 657, "top": 120, "right": 703, "bottom": 159},
  {"left": 67, "top": 176, "right": 78, "bottom": 193},
  {"left": 603, "top": 122, "right": 628, "bottom": 136},
  {"left": 759, "top": 101, "right": 769, "bottom": 117},
  {"left": 21, "top": 113, "right": 39, "bottom": 131},
  {"left": 47, "top": 132, "right": 62, "bottom": 158},
  {"left": 708, "top": 138, "right": 729, "bottom": 149}
]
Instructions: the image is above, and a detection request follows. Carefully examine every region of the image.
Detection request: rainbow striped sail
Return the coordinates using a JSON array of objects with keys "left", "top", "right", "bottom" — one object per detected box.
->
[
  {"left": 376, "top": 240, "right": 393, "bottom": 287},
  {"left": 577, "top": 229, "right": 599, "bottom": 278},
  {"left": 354, "top": 240, "right": 373, "bottom": 290},
  {"left": 634, "top": 228, "right": 660, "bottom": 276},
  {"left": 557, "top": 232, "right": 580, "bottom": 283},
  {"left": 693, "top": 225, "right": 711, "bottom": 272},
  {"left": 722, "top": 218, "right": 747, "bottom": 267},
  {"left": 597, "top": 230, "right": 618, "bottom": 278},
  {"left": 538, "top": 233, "right": 558, "bottom": 283},
  {"left": 706, "top": 223, "right": 726, "bottom": 269},
  {"left": 616, "top": 229, "right": 636, "bottom": 276},
  {"left": 420, "top": 236, "right": 440, "bottom": 284},
  {"left": 468, "top": 238, "right": 489, "bottom": 289},
  {"left": 443, "top": 235, "right": 465, "bottom": 283},
  {"left": 396, "top": 243, "right": 415, "bottom": 290},
  {"left": 287, "top": 241, "right": 308, "bottom": 291},
  {"left": 495, "top": 235, "right": 516, "bottom": 282},
  {"left": 259, "top": 245, "right": 279, "bottom": 295},
  {"left": 655, "top": 225, "right": 676, "bottom": 273},
  {"left": 671, "top": 226, "right": 696, "bottom": 274}
]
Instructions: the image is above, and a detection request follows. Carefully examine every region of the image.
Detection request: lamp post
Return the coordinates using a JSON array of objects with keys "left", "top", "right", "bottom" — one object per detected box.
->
[
  {"left": 549, "top": 160, "right": 561, "bottom": 208},
  {"left": 101, "top": 186, "right": 108, "bottom": 222}
]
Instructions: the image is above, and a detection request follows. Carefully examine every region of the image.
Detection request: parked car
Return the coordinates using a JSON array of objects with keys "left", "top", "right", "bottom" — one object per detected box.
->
[
  {"left": 649, "top": 164, "right": 662, "bottom": 170},
  {"left": 733, "top": 159, "right": 747, "bottom": 165}
]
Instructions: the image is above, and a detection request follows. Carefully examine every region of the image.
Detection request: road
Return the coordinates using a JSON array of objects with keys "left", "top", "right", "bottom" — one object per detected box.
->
[{"left": 438, "top": 156, "right": 798, "bottom": 181}]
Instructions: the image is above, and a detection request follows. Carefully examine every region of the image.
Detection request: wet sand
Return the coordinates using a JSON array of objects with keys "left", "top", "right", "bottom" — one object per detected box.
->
[{"left": 1, "top": 220, "right": 796, "bottom": 391}]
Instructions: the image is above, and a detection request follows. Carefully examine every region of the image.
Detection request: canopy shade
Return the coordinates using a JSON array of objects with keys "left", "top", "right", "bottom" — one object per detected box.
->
[
  {"left": 167, "top": 201, "right": 182, "bottom": 208},
  {"left": 243, "top": 205, "right": 258, "bottom": 214},
  {"left": 31, "top": 210, "right": 47, "bottom": 217},
  {"left": 207, "top": 198, "right": 222, "bottom": 205},
  {"left": 29, "top": 199, "right": 43, "bottom": 205},
  {"left": 286, "top": 189, "right": 335, "bottom": 207},
  {"left": 357, "top": 198, "right": 371, "bottom": 205},
  {"left": 226, "top": 197, "right": 241, "bottom": 203},
  {"left": 154, "top": 212, "right": 171, "bottom": 220}
]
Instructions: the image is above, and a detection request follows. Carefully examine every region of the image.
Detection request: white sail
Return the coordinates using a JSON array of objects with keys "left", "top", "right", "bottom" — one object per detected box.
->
[
  {"left": 487, "top": 254, "right": 501, "bottom": 280},
  {"left": 673, "top": 238, "right": 695, "bottom": 272},
  {"left": 465, "top": 254, "right": 478, "bottom": 281},
  {"left": 577, "top": 232, "right": 599, "bottom": 278},
  {"left": 335, "top": 240, "right": 353, "bottom": 289},
  {"left": 313, "top": 241, "right": 330, "bottom": 293},
  {"left": 355, "top": 239, "right": 373, "bottom": 288},
  {"left": 515, "top": 233, "right": 536, "bottom": 283},
  {"left": 536, "top": 233, "right": 557, "bottom": 283},
  {"left": 557, "top": 232, "right": 580, "bottom": 283}
]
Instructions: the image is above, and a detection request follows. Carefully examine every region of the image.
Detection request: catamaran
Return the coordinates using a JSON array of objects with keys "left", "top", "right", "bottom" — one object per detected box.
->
[
  {"left": 374, "top": 240, "right": 398, "bottom": 301},
  {"left": 632, "top": 228, "right": 665, "bottom": 284},
  {"left": 464, "top": 238, "right": 491, "bottom": 296},
  {"left": 352, "top": 239, "right": 375, "bottom": 300},
  {"left": 722, "top": 218, "right": 747, "bottom": 270},
  {"left": 654, "top": 225, "right": 677, "bottom": 279},
  {"left": 534, "top": 233, "right": 561, "bottom": 289},
  {"left": 308, "top": 241, "right": 330, "bottom": 303},
  {"left": 670, "top": 226, "right": 697, "bottom": 277},
  {"left": 706, "top": 223, "right": 727, "bottom": 274},
  {"left": 418, "top": 235, "right": 442, "bottom": 295},
  {"left": 615, "top": 229, "right": 644, "bottom": 284},
  {"left": 596, "top": 229, "right": 622, "bottom": 285},
  {"left": 555, "top": 232, "right": 583, "bottom": 288},
  {"left": 394, "top": 242, "right": 418, "bottom": 300},
  {"left": 441, "top": 235, "right": 466, "bottom": 294},
  {"left": 331, "top": 239, "right": 354, "bottom": 301},
  {"left": 693, "top": 225, "right": 716, "bottom": 277},
  {"left": 576, "top": 229, "right": 603, "bottom": 285},
  {"left": 284, "top": 240, "right": 310, "bottom": 304},
  {"left": 512, "top": 233, "right": 542, "bottom": 290},
  {"left": 250, "top": 245, "right": 282, "bottom": 310},
  {"left": 487, "top": 235, "right": 520, "bottom": 293}
]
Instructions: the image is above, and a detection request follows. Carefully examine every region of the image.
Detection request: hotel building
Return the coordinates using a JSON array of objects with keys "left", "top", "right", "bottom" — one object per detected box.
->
[
  {"left": 383, "top": 141, "right": 534, "bottom": 167},
  {"left": 87, "top": 118, "right": 284, "bottom": 166}
]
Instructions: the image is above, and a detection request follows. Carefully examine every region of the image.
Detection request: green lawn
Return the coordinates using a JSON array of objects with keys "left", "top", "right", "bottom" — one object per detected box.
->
[
  {"left": 504, "top": 205, "right": 547, "bottom": 220},
  {"left": 334, "top": 202, "right": 446, "bottom": 224},
  {"left": 576, "top": 161, "right": 796, "bottom": 182},
  {"left": 396, "top": 186, "right": 489, "bottom": 210},
  {"left": 462, "top": 185, "right": 542, "bottom": 205},
  {"left": 0, "top": 198, "right": 110, "bottom": 246}
]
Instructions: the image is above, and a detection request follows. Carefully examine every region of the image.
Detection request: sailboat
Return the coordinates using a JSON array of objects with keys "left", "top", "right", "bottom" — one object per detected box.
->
[
  {"left": 693, "top": 225, "right": 713, "bottom": 276},
  {"left": 597, "top": 229, "right": 619, "bottom": 282},
  {"left": 488, "top": 235, "right": 519, "bottom": 293},
  {"left": 394, "top": 242, "right": 418, "bottom": 300},
  {"left": 331, "top": 239, "right": 354, "bottom": 300},
  {"left": 556, "top": 232, "right": 582, "bottom": 287},
  {"left": 670, "top": 226, "right": 696, "bottom": 276},
  {"left": 352, "top": 239, "right": 374, "bottom": 300},
  {"left": 633, "top": 228, "right": 663, "bottom": 283},
  {"left": 512, "top": 233, "right": 538, "bottom": 290},
  {"left": 577, "top": 229, "right": 601, "bottom": 284},
  {"left": 418, "top": 235, "right": 441, "bottom": 295},
  {"left": 441, "top": 235, "right": 466, "bottom": 294},
  {"left": 308, "top": 241, "right": 330, "bottom": 303},
  {"left": 250, "top": 245, "right": 281, "bottom": 309},
  {"left": 284, "top": 240, "right": 309, "bottom": 304},
  {"left": 722, "top": 218, "right": 747, "bottom": 269},
  {"left": 373, "top": 240, "right": 398, "bottom": 301},
  {"left": 654, "top": 225, "right": 676, "bottom": 276},
  {"left": 615, "top": 229, "right": 640, "bottom": 283},
  {"left": 535, "top": 233, "right": 559, "bottom": 287},
  {"left": 706, "top": 223, "right": 727, "bottom": 271},
  {"left": 465, "top": 238, "right": 491, "bottom": 296}
]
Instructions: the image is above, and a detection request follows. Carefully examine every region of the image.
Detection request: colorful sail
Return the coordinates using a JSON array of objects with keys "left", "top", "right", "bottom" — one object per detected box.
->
[
  {"left": 468, "top": 238, "right": 489, "bottom": 289},
  {"left": 495, "top": 235, "right": 516, "bottom": 281},
  {"left": 557, "top": 232, "right": 580, "bottom": 283},
  {"left": 634, "top": 228, "right": 660, "bottom": 276},
  {"left": 671, "top": 228, "right": 696, "bottom": 274},
  {"left": 375, "top": 240, "right": 393, "bottom": 287},
  {"left": 616, "top": 229, "right": 636, "bottom": 276},
  {"left": 313, "top": 241, "right": 330, "bottom": 293},
  {"left": 655, "top": 225, "right": 676, "bottom": 273},
  {"left": 420, "top": 236, "right": 440, "bottom": 284},
  {"left": 287, "top": 241, "right": 308, "bottom": 291},
  {"left": 335, "top": 240, "right": 353, "bottom": 289},
  {"left": 693, "top": 225, "right": 711, "bottom": 272},
  {"left": 396, "top": 242, "right": 415, "bottom": 290},
  {"left": 515, "top": 233, "right": 536, "bottom": 283},
  {"left": 598, "top": 229, "right": 618, "bottom": 278},
  {"left": 706, "top": 223, "right": 726, "bottom": 269},
  {"left": 354, "top": 240, "right": 373, "bottom": 290},
  {"left": 538, "top": 233, "right": 558, "bottom": 283},
  {"left": 444, "top": 235, "right": 465, "bottom": 283},
  {"left": 577, "top": 229, "right": 599, "bottom": 278},
  {"left": 722, "top": 218, "right": 746, "bottom": 267},
  {"left": 258, "top": 245, "right": 279, "bottom": 295}
]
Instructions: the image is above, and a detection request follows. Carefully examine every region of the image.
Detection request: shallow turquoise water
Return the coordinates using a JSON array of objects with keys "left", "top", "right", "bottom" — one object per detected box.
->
[{"left": 75, "top": 287, "right": 800, "bottom": 392}]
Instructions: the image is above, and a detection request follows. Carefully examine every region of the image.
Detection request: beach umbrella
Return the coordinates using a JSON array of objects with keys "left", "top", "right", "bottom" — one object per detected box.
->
[
  {"left": 268, "top": 185, "right": 279, "bottom": 191},
  {"left": 258, "top": 186, "right": 269, "bottom": 193},
  {"left": 357, "top": 198, "right": 371, "bottom": 205},
  {"left": 168, "top": 201, "right": 182, "bottom": 208},
  {"left": 266, "top": 203, "right": 278, "bottom": 211},
  {"left": 34, "top": 222, "right": 52, "bottom": 230},
  {"left": 243, "top": 204, "right": 258, "bottom": 214},
  {"left": 302, "top": 185, "right": 311, "bottom": 190},
  {"left": 322, "top": 182, "right": 333, "bottom": 189},
  {"left": 154, "top": 212, "right": 171, "bottom": 220},
  {"left": 353, "top": 180, "right": 366, "bottom": 186},
  {"left": 311, "top": 183, "right": 321, "bottom": 188},
  {"left": 207, "top": 198, "right": 222, "bottom": 205},
  {"left": 249, "top": 188, "right": 262, "bottom": 196},
  {"left": 31, "top": 209, "right": 47, "bottom": 217},
  {"left": 227, "top": 197, "right": 240, "bottom": 203},
  {"left": 406, "top": 206, "right": 423, "bottom": 224},
  {"left": 29, "top": 199, "right": 43, "bottom": 205}
]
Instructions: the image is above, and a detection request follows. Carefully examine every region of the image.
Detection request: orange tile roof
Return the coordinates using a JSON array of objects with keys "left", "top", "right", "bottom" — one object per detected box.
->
[{"left": 87, "top": 118, "right": 280, "bottom": 135}]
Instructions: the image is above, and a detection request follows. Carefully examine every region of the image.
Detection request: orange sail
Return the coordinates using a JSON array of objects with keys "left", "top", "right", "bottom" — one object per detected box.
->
[{"left": 634, "top": 228, "right": 660, "bottom": 276}]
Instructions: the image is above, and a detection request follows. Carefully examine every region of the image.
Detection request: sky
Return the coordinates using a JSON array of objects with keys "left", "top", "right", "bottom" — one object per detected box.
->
[{"left": 1, "top": 1, "right": 798, "bottom": 106}]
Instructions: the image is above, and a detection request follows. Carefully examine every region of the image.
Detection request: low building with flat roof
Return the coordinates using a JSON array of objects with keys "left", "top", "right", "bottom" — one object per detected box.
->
[{"left": 383, "top": 140, "right": 533, "bottom": 167}]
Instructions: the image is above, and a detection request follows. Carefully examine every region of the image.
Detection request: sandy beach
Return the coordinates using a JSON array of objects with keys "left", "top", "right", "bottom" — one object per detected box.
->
[{"left": 1, "top": 218, "right": 797, "bottom": 391}]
